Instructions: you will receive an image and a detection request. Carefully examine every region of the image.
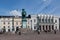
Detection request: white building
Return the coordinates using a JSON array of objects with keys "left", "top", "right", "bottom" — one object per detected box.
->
[
  {"left": 28, "top": 14, "right": 60, "bottom": 31},
  {"left": 28, "top": 15, "right": 37, "bottom": 30},
  {"left": 0, "top": 16, "right": 13, "bottom": 32},
  {"left": 0, "top": 14, "right": 60, "bottom": 32},
  {"left": 54, "top": 16, "right": 59, "bottom": 30},
  {"left": 0, "top": 16, "right": 22, "bottom": 32}
]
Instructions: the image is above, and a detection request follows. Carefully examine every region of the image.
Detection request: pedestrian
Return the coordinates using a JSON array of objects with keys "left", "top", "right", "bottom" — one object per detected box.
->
[
  {"left": 18, "top": 27, "right": 21, "bottom": 35},
  {"left": 37, "top": 30, "right": 40, "bottom": 34},
  {"left": 54, "top": 30, "right": 56, "bottom": 34},
  {"left": 54, "top": 27, "right": 57, "bottom": 34},
  {"left": 15, "top": 27, "right": 19, "bottom": 34}
]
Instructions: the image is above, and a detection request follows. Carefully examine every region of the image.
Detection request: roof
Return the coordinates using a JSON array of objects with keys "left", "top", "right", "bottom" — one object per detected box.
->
[
  {"left": 0, "top": 16, "right": 22, "bottom": 18},
  {"left": 0, "top": 16, "right": 31, "bottom": 18}
]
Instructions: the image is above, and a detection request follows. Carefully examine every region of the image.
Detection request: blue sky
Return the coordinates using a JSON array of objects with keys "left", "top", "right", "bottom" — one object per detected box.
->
[{"left": 0, "top": 0, "right": 60, "bottom": 16}]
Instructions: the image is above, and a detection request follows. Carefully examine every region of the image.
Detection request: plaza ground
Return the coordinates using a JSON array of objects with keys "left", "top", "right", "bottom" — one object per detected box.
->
[{"left": 0, "top": 31, "right": 60, "bottom": 40}]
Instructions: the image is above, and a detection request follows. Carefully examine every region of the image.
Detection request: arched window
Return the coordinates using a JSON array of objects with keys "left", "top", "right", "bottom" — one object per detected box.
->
[
  {"left": 52, "top": 25, "right": 54, "bottom": 30},
  {"left": 51, "top": 16, "right": 54, "bottom": 23},
  {"left": 55, "top": 20, "right": 57, "bottom": 23},
  {"left": 45, "top": 17, "right": 47, "bottom": 23}
]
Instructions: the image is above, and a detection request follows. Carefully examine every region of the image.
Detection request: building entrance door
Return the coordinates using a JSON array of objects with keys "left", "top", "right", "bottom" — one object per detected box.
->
[{"left": 39, "top": 25, "right": 41, "bottom": 31}]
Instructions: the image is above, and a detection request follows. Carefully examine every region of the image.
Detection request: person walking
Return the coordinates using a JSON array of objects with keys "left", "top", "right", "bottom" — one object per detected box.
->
[
  {"left": 54, "top": 27, "right": 57, "bottom": 34},
  {"left": 38, "top": 29, "right": 40, "bottom": 34},
  {"left": 37, "top": 27, "right": 40, "bottom": 34}
]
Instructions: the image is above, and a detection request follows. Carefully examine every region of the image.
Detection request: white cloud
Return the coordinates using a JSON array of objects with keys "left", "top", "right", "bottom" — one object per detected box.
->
[{"left": 10, "top": 10, "right": 21, "bottom": 16}]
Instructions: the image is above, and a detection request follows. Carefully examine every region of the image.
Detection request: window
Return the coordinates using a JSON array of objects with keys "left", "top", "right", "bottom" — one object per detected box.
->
[
  {"left": 8, "top": 26, "right": 10, "bottom": 32},
  {"left": 8, "top": 26, "right": 10, "bottom": 28},
  {"left": 48, "top": 19, "right": 50, "bottom": 23},
  {"left": 45, "top": 17, "right": 48, "bottom": 23},
  {"left": 45, "top": 19, "right": 47, "bottom": 23},
  {"left": 34, "top": 26, "right": 36, "bottom": 29},
  {"left": 42, "top": 19, "right": 44, "bottom": 23},
  {"left": 51, "top": 16, "right": 54, "bottom": 23},
  {"left": 51, "top": 19, "right": 53, "bottom": 23},
  {"left": 3, "top": 26, "right": 5, "bottom": 28},
  {"left": 55, "top": 20, "right": 57, "bottom": 23},
  {"left": 42, "top": 17, "right": 44, "bottom": 23},
  {"left": 3, "top": 22, "right": 5, "bottom": 24},
  {"left": 55, "top": 26, "right": 57, "bottom": 29},
  {"left": 8, "top": 29, "right": 10, "bottom": 32}
]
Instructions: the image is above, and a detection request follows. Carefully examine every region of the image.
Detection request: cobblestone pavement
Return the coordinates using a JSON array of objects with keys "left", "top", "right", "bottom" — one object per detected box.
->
[{"left": 0, "top": 31, "right": 60, "bottom": 40}]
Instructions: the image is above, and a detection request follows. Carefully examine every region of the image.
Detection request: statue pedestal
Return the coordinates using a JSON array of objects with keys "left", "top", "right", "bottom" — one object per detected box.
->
[{"left": 22, "top": 20, "right": 27, "bottom": 28}]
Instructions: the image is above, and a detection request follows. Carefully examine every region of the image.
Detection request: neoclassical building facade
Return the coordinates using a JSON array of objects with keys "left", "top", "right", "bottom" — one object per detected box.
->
[
  {"left": 0, "top": 16, "right": 31, "bottom": 32},
  {"left": 0, "top": 14, "right": 60, "bottom": 32},
  {"left": 29, "top": 14, "right": 60, "bottom": 31},
  {"left": 0, "top": 16, "right": 22, "bottom": 32}
]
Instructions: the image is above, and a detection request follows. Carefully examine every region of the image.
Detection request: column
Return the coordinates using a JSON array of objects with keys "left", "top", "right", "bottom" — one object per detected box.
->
[
  {"left": 47, "top": 25, "right": 49, "bottom": 30},
  {"left": 44, "top": 25, "right": 46, "bottom": 30},
  {"left": 51, "top": 25, "right": 52, "bottom": 30}
]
